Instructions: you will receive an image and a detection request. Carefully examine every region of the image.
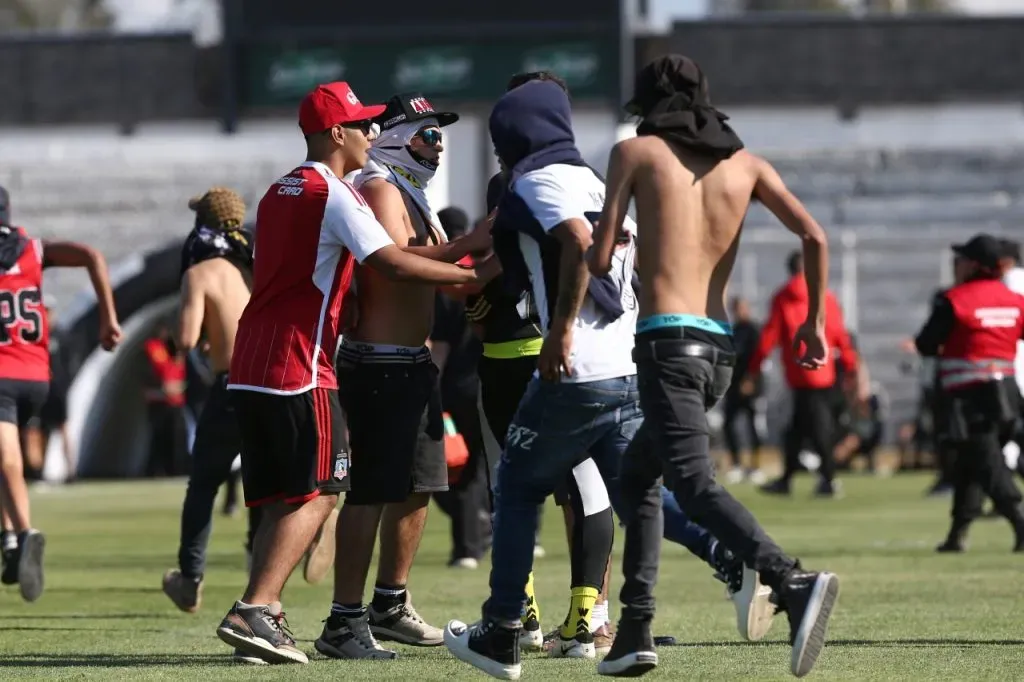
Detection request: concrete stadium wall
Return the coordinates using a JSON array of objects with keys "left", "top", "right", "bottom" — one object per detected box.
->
[{"left": 8, "top": 102, "right": 1024, "bottom": 479}]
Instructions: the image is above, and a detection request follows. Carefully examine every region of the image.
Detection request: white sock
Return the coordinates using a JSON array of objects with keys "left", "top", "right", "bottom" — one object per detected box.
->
[{"left": 590, "top": 601, "right": 609, "bottom": 630}]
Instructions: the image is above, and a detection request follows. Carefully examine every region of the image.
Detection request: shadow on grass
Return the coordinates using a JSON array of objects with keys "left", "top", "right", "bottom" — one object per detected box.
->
[
  {"left": 665, "top": 638, "right": 1024, "bottom": 648},
  {"left": 0, "top": 626, "right": 168, "bottom": 633},
  {"left": 0, "top": 653, "right": 233, "bottom": 668},
  {"left": 0, "top": 613, "right": 179, "bottom": 620}
]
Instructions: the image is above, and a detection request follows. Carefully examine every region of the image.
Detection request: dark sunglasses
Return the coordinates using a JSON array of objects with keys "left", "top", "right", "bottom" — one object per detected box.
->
[
  {"left": 341, "top": 119, "right": 375, "bottom": 135},
  {"left": 416, "top": 128, "right": 443, "bottom": 146}
]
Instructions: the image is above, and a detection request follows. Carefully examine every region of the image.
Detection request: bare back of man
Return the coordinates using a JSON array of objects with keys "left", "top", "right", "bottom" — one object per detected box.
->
[
  {"left": 589, "top": 55, "right": 839, "bottom": 680},
  {"left": 611, "top": 139, "right": 822, "bottom": 328},
  {"left": 182, "top": 258, "right": 251, "bottom": 371}
]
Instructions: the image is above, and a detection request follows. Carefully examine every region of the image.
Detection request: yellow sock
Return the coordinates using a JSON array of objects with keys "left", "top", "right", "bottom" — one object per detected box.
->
[
  {"left": 560, "top": 586, "right": 599, "bottom": 639},
  {"left": 521, "top": 572, "right": 541, "bottom": 625}
]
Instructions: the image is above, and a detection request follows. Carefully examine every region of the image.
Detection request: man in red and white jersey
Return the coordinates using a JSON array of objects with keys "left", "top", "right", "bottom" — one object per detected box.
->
[
  {"left": 215, "top": 82, "right": 496, "bottom": 666},
  {"left": 0, "top": 185, "right": 121, "bottom": 603}
]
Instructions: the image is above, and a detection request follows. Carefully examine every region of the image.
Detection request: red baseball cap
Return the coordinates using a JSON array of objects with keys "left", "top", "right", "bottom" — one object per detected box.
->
[{"left": 298, "top": 82, "right": 386, "bottom": 136}]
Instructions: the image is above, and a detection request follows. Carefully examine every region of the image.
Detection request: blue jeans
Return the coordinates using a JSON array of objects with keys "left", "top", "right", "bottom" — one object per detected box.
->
[{"left": 486, "top": 375, "right": 715, "bottom": 622}]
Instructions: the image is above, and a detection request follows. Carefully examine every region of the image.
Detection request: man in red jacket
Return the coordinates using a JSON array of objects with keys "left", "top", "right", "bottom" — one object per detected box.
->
[{"left": 746, "top": 251, "right": 857, "bottom": 497}]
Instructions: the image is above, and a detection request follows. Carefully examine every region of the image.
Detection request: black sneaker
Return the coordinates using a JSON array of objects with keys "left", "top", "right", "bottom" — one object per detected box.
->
[
  {"left": 814, "top": 479, "right": 843, "bottom": 499},
  {"left": 1, "top": 546, "right": 18, "bottom": 585},
  {"left": 779, "top": 569, "right": 839, "bottom": 678},
  {"left": 760, "top": 478, "right": 791, "bottom": 496},
  {"left": 444, "top": 617, "right": 521, "bottom": 680},
  {"left": 216, "top": 601, "right": 308, "bottom": 664},
  {"left": 597, "top": 619, "right": 657, "bottom": 677},
  {"left": 315, "top": 612, "right": 398, "bottom": 660},
  {"left": 17, "top": 530, "right": 45, "bottom": 602}
]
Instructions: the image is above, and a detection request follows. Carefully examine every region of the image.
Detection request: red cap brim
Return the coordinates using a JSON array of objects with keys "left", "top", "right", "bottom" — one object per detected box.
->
[{"left": 350, "top": 103, "right": 386, "bottom": 123}]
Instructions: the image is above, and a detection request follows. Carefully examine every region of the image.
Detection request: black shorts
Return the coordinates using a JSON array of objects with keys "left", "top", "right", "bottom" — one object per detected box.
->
[
  {"left": 338, "top": 343, "right": 448, "bottom": 505},
  {"left": 233, "top": 387, "right": 350, "bottom": 507},
  {"left": 0, "top": 379, "right": 49, "bottom": 427}
]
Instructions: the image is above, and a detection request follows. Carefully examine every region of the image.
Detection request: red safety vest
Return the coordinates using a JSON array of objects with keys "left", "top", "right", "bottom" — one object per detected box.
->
[{"left": 939, "top": 278, "right": 1024, "bottom": 389}]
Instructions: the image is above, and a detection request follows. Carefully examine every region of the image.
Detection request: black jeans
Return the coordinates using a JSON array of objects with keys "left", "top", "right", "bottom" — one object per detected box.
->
[
  {"left": 782, "top": 388, "right": 839, "bottom": 484},
  {"left": 947, "top": 381, "right": 1024, "bottom": 534},
  {"left": 619, "top": 340, "right": 795, "bottom": 621},
  {"left": 722, "top": 390, "right": 761, "bottom": 467},
  {"left": 434, "top": 382, "right": 491, "bottom": 561},
  {"left": 178, "top": 376, "right": 261, "bottom": 579}
]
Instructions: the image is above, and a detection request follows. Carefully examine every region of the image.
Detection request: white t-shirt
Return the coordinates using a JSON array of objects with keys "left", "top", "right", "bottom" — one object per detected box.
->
[
  {"left": 1003, "top": 266, "right": 1024, "bottom": 394},
  {"left": 512, "top": 163, "right": 638, "bottom": 383}
]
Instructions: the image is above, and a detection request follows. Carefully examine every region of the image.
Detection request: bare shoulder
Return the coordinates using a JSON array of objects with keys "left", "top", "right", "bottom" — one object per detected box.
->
[
  {"left": 613, "top": 136, "right": 657, "bottom": 161},
  {"left": 731, "top": 149, "right": 767, "bottom": 173},
  {"left": 358, "top": 177, "right": 403, "bottom": 205}
]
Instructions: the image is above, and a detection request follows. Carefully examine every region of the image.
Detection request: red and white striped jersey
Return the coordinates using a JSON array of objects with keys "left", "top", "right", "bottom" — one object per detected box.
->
[{"left": 229, "top": 161, "right": 394, "bottom": 394}]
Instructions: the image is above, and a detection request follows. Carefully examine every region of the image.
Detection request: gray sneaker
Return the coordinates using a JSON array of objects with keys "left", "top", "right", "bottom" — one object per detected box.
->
[
  {"left": 216, "top": 601, "right": 308, "bottom": 664},
  {"left": 162, "top": 569, "right": 202, "bottom": 613},
  {"left": 315, "top": 612, "right": 398, "bottom": 660},
  {"left": 17, "top": 530, "right": 45, "bottom": 603},
  {"left": 369, "top": 591, "right": 444, "bottom": 646}
]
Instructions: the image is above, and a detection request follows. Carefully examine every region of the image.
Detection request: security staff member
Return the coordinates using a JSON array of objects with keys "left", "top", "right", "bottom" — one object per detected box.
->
[{"left": 915, "top": 233, "right": 1024, "bottom": 553}]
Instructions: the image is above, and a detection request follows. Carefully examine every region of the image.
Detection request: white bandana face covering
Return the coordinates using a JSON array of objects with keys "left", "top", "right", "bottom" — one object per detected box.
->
[{"left": 355, "top": 118, "right": 445, "bottom": 240}]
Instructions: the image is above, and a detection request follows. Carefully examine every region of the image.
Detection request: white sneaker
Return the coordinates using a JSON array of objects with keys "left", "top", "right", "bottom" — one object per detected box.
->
[
  {"left": 450, "top": 557, "right": 479, "bottom": 570},
  {"left": 548, "top": 633, "right": 596, "bottom": 659},
  {"left": 748, "top": 469, "right": 768, "bottom": 486},
  {"left": 725, "top": 468, "right": 745, "bottom": 484},
  {"left": 731, "top": 566, "right": 776, "bottom": 642}
]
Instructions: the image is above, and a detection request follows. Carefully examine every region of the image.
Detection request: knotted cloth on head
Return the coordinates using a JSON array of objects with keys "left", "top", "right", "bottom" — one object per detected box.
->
[
  {"left": 627, "top": 55, "right": 744, "bottom": 161},
  {"left": 180, "top": 187, "right": 253, "bottom": 277}
]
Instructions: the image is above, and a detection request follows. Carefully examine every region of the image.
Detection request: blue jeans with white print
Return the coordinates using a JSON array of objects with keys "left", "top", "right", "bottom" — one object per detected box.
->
[{"left": 484, "top": 374, "right": 716, "bottom": 622}]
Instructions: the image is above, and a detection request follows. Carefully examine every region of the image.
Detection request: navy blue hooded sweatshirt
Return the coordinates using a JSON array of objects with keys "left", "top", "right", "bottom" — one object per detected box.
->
[{"left": 489, "top": 80, "right": 627, "bottom": 324}]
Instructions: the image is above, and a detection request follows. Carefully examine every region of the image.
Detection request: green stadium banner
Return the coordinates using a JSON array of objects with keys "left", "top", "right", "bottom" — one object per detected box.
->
[{"left": 245, "top": 38, "right": 617, "bottom": 108}]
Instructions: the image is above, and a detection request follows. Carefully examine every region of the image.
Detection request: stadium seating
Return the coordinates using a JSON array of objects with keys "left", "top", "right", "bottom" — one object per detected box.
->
[{"left": 5, "top": 138, "right": 1024, "bottom": 443}]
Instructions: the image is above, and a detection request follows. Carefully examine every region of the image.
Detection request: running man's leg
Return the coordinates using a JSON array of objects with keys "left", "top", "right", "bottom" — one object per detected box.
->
[{"left": 165, "top": 376, "right": 240, "bottom": 612}]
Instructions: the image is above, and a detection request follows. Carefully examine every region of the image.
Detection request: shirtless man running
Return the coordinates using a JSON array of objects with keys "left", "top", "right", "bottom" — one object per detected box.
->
[
  {"left": 318, "top": 92, "right": 492, "bottom": 659},
  {"left": 589, "top": 55, "right": 840, "bottom": 679},
  {"left": 163, "top": 188, "right": 262, "bottom": 634}
]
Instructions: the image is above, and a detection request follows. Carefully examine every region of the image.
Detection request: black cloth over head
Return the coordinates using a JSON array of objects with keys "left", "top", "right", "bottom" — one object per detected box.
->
[{"left": 627, "top": 55, "right": 744, "bottom": 161}]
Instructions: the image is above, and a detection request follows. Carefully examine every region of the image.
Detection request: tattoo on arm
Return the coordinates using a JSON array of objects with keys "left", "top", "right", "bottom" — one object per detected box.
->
[{"left": 554, "top": 246, "right": 589, "bottom": 325}]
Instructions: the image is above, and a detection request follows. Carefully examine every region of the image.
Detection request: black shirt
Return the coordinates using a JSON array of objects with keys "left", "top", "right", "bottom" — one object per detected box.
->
[{"left": 432, "top": 293, "right": 482, "bottom": 395}]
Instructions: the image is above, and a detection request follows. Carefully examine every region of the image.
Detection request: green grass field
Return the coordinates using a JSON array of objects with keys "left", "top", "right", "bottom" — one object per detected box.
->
[{"left": 1, "top": 473, "right": 1022, "bottom": 680}]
